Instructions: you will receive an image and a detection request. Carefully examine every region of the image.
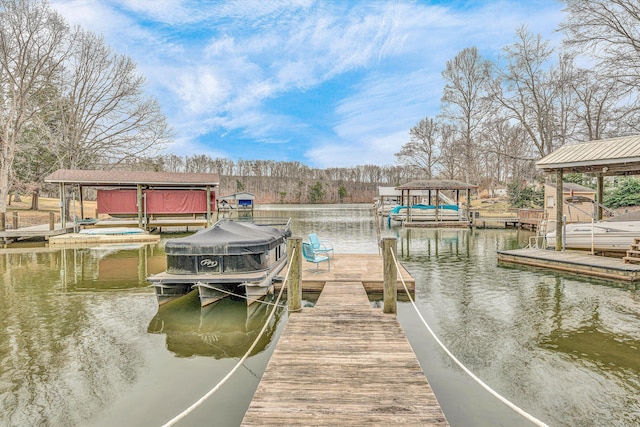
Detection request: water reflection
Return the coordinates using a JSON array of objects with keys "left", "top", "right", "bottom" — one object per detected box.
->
[
  {"left": 2, "top": 205, "right": 640, "bottom": 427},
  {"left": 147, "top": 291, "right": 283, "bottom": 359},
  {"left": 397, "top": 227, "right": 640, "bottom": 426},
  {"left": 52, "top": 243, "right": 166, "bottom": 291}
]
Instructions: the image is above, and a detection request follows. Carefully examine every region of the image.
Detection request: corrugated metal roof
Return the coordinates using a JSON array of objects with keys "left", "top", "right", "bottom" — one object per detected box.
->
[
  {"left": 44, "top": 169, "right": 219, "bottom": 186},
  {"left": 536, "top": 135, "right": 640, "bottom": 174},
  {"left": 545, "top": 182, "right": 595, "bottom": 192},
  {"left": 395, "top": 180, "right": 478, "bottom": 190}
]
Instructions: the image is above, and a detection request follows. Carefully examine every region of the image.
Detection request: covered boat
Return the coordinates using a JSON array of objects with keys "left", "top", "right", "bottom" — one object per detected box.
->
[
  {"left": 546, "top": 218, "right": 640, "bottom": 253},
  {"left": 388, "top": 204, "right": 461, "bottom": 222},
  {"left": 147, "top": 218, "right": 291, "bottom": 306}
]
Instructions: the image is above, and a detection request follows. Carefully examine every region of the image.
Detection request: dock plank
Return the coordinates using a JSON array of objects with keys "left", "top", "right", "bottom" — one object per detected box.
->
[{"left": 242, "top": 281, "right": 448, "bottom": 426}]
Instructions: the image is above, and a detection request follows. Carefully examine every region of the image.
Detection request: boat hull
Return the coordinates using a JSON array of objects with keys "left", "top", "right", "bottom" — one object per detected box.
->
[
  {"left": 149, "top": 248, "right": 288, "bottom": 307},
  {"left": 389, "top": 205, "right": 461, "bottom": 222},
  {"left": 546, "top": 220, "right": 640, "bottom": 252},
  {"left": 152, "top": 282, "right": 194, "bottom": 306}
]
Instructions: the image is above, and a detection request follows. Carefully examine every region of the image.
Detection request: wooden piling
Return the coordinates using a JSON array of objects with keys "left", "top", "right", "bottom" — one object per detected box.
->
[
  {"left": 383, "top": 237, "right": 397, "bottom": 314},
  {"left": 0, "top": 212, "right": 5, "bottom": 231},
  {"left": 287, "top": 237, "right": 302, "bottom": 312},
  {"left": 12, "top": 212, "right": 18, "bottom": 229},
  {"left": 49, "top": 211, "right": 55, "bottom": 231}
]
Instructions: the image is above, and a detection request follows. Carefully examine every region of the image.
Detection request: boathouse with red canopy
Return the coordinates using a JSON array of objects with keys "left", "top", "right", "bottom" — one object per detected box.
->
[{"left": 44, "top": 169, "right": 219, "bottom": 229}]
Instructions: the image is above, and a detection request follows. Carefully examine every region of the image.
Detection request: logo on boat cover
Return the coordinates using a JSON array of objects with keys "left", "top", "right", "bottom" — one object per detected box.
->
[{"left": 200, "top": 258, "right": 218, "bottom": 268}]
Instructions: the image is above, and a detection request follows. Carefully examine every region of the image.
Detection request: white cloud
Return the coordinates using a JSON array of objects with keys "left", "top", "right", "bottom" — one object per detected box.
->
[{"left": 50, "top": 0, "right": 566, "bottom": 168}]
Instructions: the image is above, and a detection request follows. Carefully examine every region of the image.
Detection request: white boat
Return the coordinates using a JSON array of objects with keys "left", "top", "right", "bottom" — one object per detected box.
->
[
  {"left": 546, "top": 217, "right": 640, "bottom": 253},
  {"left": 147, "top": 218, "right": 291, "bottom": 306},
  {"left": 388, "top": 204, "right": 461, "bottom": 222}
]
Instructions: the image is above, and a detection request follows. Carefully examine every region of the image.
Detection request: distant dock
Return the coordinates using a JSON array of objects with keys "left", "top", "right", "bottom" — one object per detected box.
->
[
  {"left": 0, "top": 223, "right": 75, "bottom": 246},
  {"left": 242, "top": 280, "right": 448, "bottom": 426},
  {"left": 498, "top": 248, "right": 640, "bottom": 282}
]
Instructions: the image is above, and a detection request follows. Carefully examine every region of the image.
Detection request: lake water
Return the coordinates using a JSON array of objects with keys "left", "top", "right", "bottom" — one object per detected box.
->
[{"left": 1, "top": 204, "right": 639, "bottom": 426}]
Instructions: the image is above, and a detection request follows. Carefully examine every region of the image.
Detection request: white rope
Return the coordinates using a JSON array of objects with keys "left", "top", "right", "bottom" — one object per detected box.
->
[
  {"left": 161, "top": 264, "right": 292, "bottom": 427},
  {"left": 389, "top": 249, "right": 549, "bottom": 427}
]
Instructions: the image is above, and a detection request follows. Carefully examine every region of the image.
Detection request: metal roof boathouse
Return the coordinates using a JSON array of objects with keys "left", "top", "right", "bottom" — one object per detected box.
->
[
  {"left": 45, "top": 169, "right": 220, "bottom": 230},
  {"left": 394, "top": 179, "right": 478, "bottom": 227},
  {"left": 536, "top": 135, "right": 640, "bottom": 250}
]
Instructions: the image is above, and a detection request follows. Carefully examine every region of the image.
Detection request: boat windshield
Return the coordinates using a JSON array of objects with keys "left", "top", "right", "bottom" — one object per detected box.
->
[{"left": 167, "top": 253, "right": 268, "bottom": 275}]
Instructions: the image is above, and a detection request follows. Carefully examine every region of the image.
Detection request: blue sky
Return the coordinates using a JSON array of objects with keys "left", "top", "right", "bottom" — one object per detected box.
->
[{"left": 50, "top": 1, "right": 565, "bottom": 168}]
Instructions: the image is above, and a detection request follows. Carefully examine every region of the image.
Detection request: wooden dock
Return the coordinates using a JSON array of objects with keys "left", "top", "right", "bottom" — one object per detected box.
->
[
  {"left": 278, "top": 253, "right": 415, "bottom": 294},
  {"left": 404, "top": 220, "right": 471, "bottom": 228},
  {"left": 242, "top": 281, "right": 448, "bottom": 425},
  {"left": 498, "top": 248, "right": 640, "bottom": 282},
  {"left": 0, "top": 223, "right": 75, "bottom": 245}
]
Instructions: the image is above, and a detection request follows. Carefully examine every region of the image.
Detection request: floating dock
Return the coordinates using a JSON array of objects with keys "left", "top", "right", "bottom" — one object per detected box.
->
[
  {"left": 498, "top": 248, "right": 640, "bottom": 282},
  {"left": 242, "top": 280, "right": 448, "bottom": 426},
  {"left": 48, "top": 232, "right": 160, "bottom": 246}
]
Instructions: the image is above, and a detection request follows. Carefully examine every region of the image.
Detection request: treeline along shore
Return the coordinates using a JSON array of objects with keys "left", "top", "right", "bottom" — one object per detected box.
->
[{"left": 217, "top": 175, "right": 380, "bottom": 204}]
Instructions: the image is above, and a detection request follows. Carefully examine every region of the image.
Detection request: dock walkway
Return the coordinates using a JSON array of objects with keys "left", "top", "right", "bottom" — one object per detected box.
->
[
  {"left": 242, "top": 281, "right": 448, "bottom": 426},
  {"left": 279, "top": 253, "right": 415, "bottom": 294}
]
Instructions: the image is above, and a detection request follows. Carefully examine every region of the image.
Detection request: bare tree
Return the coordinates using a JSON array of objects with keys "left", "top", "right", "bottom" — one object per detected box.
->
[
  {"left": 441, "top": 47, "right": 492, "bottom": 183},
  {"left": 436, "top": 124, "right": 462, "bottom": 180},
  {"left": 0, "top": 0, "right": 69, "bottom": 213},
  {"left": 561, "top": 0, "right": 640, "bottom": 87},
  {"left": 570, "top": 67, "right": 635, "bottom": 141},
  {"left": 46, "top": 29, "right": 170, "bottom": 172},
  {"left": 481, "top": 119, "right": 534, "bottom": 186},
  {"left": 489, "top": 27, "right": 576, "bottom": 158},
  {"left": 395, "top": 115, "right": 440, "bottom": 179}
]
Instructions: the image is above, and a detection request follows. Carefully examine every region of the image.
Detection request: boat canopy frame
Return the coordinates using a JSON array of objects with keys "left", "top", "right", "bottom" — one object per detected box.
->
[{"left": 536, "top": 135, "right": 640, "bottom": 251}]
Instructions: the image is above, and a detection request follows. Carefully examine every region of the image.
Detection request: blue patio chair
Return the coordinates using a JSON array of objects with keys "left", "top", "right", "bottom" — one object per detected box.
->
[
  {"left": 308, "top": 233, "right": 334, "bottom": 258},
  {"left": 302, "top": 242, "right": 330, "bottom": 271}
]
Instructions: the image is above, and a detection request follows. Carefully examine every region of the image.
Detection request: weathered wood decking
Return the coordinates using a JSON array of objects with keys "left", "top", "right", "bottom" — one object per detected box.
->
[
  {"left": 242, "top": 281, "right": 448, "bottom": 426},
  {"left": 498, "top": 248, "right": 640, "bottom": 282},
  {"left": 278, "top": 253, "right": 415, "bottom": 294},
  {"left": 0, "top": 223, "right": 75, "bottom": 245}
]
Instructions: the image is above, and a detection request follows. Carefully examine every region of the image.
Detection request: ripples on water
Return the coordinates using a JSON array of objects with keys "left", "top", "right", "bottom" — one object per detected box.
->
[{"left": 1, "top": 204, "right": 639, "bottom": 426}]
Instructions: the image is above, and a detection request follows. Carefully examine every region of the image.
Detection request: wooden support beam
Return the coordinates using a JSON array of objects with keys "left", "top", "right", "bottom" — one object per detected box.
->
[
  {"left": 383, "top": 237, "right": 397, "bottom": 314},
  {"left": 597, "top": 175, "right": 604, "bottom": 220},
  {"left": 59, "top": 182, "right": 66, "bottom": 228},
  {"left": 137, "top": 184, "right": 143, "bottom": 229},
  {"left": 555, "top": 168, "right": 563, "bottom": 251},
  {"left": 287, "top": 237, "right": 302, "bottom": 313},
  {"left": 206, "top": 186, "right": 212, "bottom": 227},
  {"left": 79, "top": 185, "right": 85, "bottom": 219}
]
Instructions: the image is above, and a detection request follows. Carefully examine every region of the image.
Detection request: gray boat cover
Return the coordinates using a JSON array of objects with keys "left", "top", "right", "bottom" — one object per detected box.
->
[{"left": 165, "top": 220, "right": 290, "bottom": 255}]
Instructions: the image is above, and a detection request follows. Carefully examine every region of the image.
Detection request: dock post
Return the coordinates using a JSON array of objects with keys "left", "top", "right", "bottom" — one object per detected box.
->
[
  {"left": 49, "top": 211, "right": 55, "bottom": 230},
  {"left": 383, "top": 237, "right": 397, "bottom": 314},
  {"left": 287, "top": 237, "right": 302, "bottom": 313},
  {"left": 0, "top": 212, "right": 5, "bottom": 231},
  {"left": 12, "top": 212, "right": 18, "bottom": 229}
]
